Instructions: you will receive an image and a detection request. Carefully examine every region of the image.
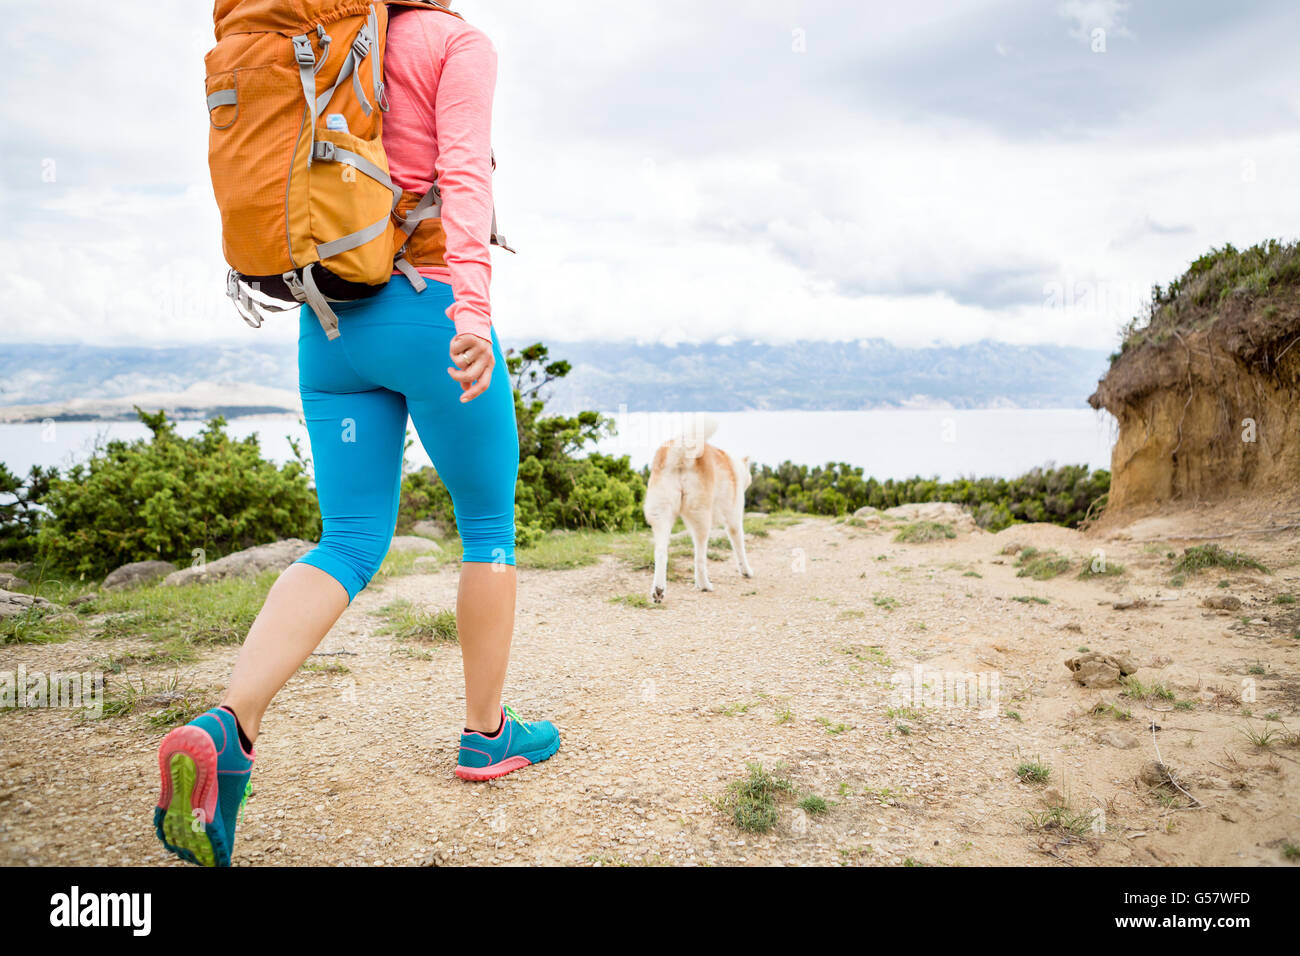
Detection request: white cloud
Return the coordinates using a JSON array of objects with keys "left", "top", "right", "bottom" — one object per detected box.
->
[
  {"left": 1, "top": 0, "right": 1297, "bottom": 353},
  {"left": 1058, "top": 0, "right": 1133, "bottom": 42}
]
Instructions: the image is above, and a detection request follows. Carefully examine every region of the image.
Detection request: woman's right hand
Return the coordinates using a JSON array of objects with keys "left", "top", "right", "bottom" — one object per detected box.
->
[{"left": 446, "top": 332, "right": 495, "bottom": 403}]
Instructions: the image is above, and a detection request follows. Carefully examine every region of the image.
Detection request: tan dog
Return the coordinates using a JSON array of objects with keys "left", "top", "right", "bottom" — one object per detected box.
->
[{"left": 644, "top": 416, "right": 754, "bottom": 603}]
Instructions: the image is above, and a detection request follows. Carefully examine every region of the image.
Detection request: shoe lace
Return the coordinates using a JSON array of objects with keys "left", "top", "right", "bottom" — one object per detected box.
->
[{"left": 503, "top": 704, "right": 532, "bottom": 734}]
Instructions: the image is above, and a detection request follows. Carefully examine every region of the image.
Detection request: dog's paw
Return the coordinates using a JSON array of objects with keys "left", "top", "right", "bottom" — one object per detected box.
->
[
  {"left": 742, "top": 567, "right": 756, "bottom": 578},
  {"left": 695, "top": 582, "right": 714, "bottom": 592},
  {"left": 651, "top": 586, "right": 665, "bottom": 604}
]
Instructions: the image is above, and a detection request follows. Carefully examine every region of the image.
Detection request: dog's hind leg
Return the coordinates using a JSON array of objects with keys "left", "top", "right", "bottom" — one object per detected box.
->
[
  {"left": 682, "top": 510, "right": 714, "bottom": 592},
  {"left": 648, "top": 515, "right": 671, "bottom": 603},
  {"left": 725, "top": 510, "right": 754, "bottom": 579}
]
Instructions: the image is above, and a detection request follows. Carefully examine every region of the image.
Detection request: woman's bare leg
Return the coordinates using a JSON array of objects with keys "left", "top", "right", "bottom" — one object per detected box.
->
[
  {"left": 220, "top": 560, "right": 515, "bottom": 740},
  {"left": 220, "top": 563, "right": 349, "bottom": 741},
  {"left": 457, "top": 562, "right": 516, "bottom": 732}
]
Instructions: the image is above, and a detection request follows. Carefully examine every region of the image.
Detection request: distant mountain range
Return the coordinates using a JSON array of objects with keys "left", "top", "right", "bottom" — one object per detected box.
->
[{"left": 0, "top": 340, "right": 1109, "bottom": 422}]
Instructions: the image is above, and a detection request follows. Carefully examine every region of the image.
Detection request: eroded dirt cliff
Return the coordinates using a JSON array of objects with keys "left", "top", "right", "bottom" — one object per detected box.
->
[{"left": 1090, "top": 242, "right": 1300, "bottom": 512}]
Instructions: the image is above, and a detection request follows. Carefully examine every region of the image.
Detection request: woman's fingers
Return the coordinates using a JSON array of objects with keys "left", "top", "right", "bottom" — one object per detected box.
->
[
  {"left": 446, "top": 352, "right": 488, "bottom": 382},
  {"left": 458, "top": 364, "right": 492, "bottom": 403},
  {"left": 450, "top": 340, "right": 480, "bottom": 369},
  {"left": 445, "top": 357, "right": 491, "bottom": 401},
  {"left": 448, "top": 333, "right": 489, "bottom": 367},
  {"left": 446, "top": 334, "right": 494, "bottom": 402}
]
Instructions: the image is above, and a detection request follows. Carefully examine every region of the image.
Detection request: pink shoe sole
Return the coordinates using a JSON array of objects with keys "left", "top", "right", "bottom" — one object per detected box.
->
[
  {"left": 455, "top": 755, "right": 534, "bottom": 781},
  {"left": 157, "top": 724, "right": 219, "bottom": 823}
]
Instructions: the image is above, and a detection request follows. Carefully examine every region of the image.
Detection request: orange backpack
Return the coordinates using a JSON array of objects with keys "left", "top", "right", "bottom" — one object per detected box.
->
[{"left": 205, "top": 0, "right": 512, "bottom": 339}]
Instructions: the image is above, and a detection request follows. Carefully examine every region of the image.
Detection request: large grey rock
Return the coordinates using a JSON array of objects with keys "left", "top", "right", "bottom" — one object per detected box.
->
[
  {"left": 409, "top": 519, "right": 451, "bottom": 541},
  {"left": 0, "top": 588, "right": 52, "bottom": 618},
  {"left": 388, "top": 535, "right": 442, "bottom": 556},
  {"left": 881, "top": 502, "right": 977, "bottom": 531},
  {"left": 0, "top": 572, "right": 29, "bottom": 590},
  {"left": 163, "top": 539, "right": 315, "bottom": 586},
  {"left": 103, "top": 560, "right": 177, "bottom": 591}
]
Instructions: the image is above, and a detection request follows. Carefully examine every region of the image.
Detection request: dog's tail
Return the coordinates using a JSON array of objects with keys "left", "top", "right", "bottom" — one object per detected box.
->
[{"left": 660, "top": 413, "right": 719, "bottom": 471}]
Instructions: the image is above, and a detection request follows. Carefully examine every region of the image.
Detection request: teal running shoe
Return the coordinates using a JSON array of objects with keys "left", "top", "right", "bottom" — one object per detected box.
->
[
  {"left": 455, "top": 704, "right": 560, "bottom": 781},
  {"left": 154, "top": 706, "right": 254, "bottom": 867}
]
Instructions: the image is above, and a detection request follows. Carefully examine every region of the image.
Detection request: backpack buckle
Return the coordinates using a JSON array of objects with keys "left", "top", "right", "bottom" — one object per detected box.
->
[
  {"left": 351, "top": 31, "right": 371, "bottom": 60},
  {"left": 282, "top": 270, "right": 307, "bottom": 303},
  {"left": 292, "top": 34, "right": 316, "bottom": 67},
  {"left": 313, "top": 141, "right": 337, "bottom": 162}
]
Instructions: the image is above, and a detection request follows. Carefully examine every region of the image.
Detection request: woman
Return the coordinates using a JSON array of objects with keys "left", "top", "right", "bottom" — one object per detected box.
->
[{"left": 153, "top": 4, "right": 558, "bottom": 868}]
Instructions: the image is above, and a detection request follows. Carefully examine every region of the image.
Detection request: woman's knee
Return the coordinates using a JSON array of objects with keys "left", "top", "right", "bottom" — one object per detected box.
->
[
  {"left": 296, "top": 531, "right": 391, "bottom": 601},
  {"left": 456, "top": 511, "right": 516, "bottom": 566}
]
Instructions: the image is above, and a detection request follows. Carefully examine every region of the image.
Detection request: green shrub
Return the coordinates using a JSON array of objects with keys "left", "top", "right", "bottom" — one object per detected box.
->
[
  {"left": 0, "top": 462, "right": 54, "bottom": 562},
  {"left": 397, "top": 344, "right": 645, "bottom": 546},
  {"left": 34, "top": 408, "right": 320, "bottom": 578},
  {"left": 745, "top": 462, "right": 1107, "bottom": 530},
  {"left": 1115, "top": 239, "right": 1300, "bottom": 361},
  {"left": 395, "top": 465, "right": 453, "bottom": 537}
]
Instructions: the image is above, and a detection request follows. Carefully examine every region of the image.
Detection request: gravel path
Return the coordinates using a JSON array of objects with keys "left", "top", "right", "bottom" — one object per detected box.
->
[{"left": 2, "top": 513, "right": 1297, "bottom": 866}]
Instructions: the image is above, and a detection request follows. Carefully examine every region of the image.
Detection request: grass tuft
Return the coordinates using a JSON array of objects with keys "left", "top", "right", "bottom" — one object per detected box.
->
[
  {"left": 894, "top": 521, "right": 957, "bottom": 544},
  {"left": 797, "top": 795, "right": 829, "bottom": 815},
  {"left": 720, "top": 762, "right": 795, "bottom": 833},
  {"left": 1015, "top": 756, "right": 1052, "bottom": 785},
  {"left": 99, "top": 673, "right": 215, "bottom": 729},
  {"left": 375, "top": 600, "right": 457, "bottom": 643},
  {"left": 608, "top": 593, "right": 662, "bottom": 610},
  {"left": 1172, "top": 544, "right": 1268, "bottom": 576},
  {"left": 1015, "top": 547, "right": 1071, "bottom": 580}
]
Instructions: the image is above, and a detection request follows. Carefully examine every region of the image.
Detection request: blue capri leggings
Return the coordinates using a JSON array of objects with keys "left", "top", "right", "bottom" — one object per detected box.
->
[{"left": 293, "top": 279, "right": 518, "bottom": 601}]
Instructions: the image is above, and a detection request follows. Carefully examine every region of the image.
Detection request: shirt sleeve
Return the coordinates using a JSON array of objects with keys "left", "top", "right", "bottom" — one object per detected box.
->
[{"left": 429, "top": 22, "right": 498, "bottom": 342}]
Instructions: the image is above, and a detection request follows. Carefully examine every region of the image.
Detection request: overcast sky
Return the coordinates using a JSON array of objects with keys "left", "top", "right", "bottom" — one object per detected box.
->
[{"left": 2, "top": 0, "right": 1297, "bottom": 349}]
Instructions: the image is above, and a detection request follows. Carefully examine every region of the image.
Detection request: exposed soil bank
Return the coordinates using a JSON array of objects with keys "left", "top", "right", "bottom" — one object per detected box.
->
[{"left": 1090, "top": 250, "right": 1300, "bottom": 514}]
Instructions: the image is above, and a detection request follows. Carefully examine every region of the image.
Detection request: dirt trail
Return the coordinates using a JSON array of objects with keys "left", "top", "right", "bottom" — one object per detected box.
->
[{"left": 2, "top": 510, "right": 1298, "bottom": 866}]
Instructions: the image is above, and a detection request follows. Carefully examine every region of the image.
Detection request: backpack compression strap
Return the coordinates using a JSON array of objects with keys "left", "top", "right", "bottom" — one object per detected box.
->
[{"left": 226, "top": 272, "right": 299, "bottom": 331}]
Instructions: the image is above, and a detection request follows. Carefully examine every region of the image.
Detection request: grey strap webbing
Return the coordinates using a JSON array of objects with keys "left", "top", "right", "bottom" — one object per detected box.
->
[
  {"left": 348, "top": 20, "right": 374, "bottom": 118},
  {"left": 315, "top": 16, "right": 376, "bottom": 117},
  {"left": 394, "top": 256, "right": 428, "bottom": 292},
  {"left": 292, "top": 34, "right": 318, "bottom": 163},
  {"left": 206, "top": 89, "right": 236, "bottom": 110},
  {"left": 315, "top": 212, "right": 391, "bottom": 260},
  {"left": 314, "top": 24, "right": 332, "bottom": 73},
  {"left": 313, "top": 142, "right": 402, "bottom": 206},
  {"left": 352, "top": 65, "right": 373, "bottom": 117},
  {"left": 285, "top": 265, "right": 343, "bottom": 340},
  {"left": 226, "top": 271, "right": 298, "bottom": 330},
  {"left": 396, "top": 186, "right": 442, "bottom": 230},
  {"left": 490, "top": 210, "right": 513, "bottom": 252},
  {"left": 394, "top": 182, "right": 514, "bottom": 255},
  {"left": 315, "top": 46, "right": 357, "bottom": 115},
  {"left": 368, "top": 5, "right": 386, "bottom": 111}
]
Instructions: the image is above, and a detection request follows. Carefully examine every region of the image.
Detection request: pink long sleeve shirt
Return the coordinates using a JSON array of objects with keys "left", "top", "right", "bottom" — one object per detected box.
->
[{"left": 382, "top": 9, "right": 498, "bottom": 342}]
